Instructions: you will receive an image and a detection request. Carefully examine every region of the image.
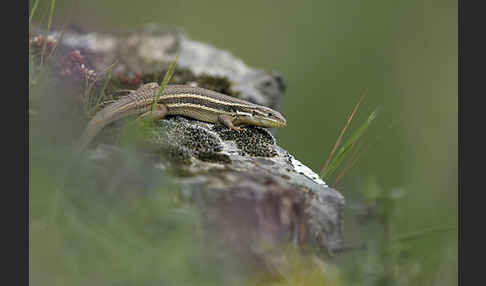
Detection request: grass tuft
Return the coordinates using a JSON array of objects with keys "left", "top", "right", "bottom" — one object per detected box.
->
[
  {"left": 80, "top": 61, "right": 118, "bottom": 118},
  {"left": 320, "top": 89, "right": 367, "bottom": 176},
  {"left": 47, "top": 0, "right": 76, "bottom": 61},
  {"left": 321, "top": 106, "right": 380, "bottom": 183},
  {"left": 40, "top": 0, "right": 56, "bottom": 67}
]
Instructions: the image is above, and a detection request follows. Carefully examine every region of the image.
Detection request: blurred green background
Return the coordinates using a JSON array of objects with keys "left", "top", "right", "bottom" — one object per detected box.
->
[{"left": 30, "top": 0, "right": 457, "bottom": 284}]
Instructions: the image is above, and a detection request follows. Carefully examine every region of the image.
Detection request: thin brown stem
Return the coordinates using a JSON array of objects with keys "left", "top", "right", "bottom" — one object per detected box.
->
[
  {"left": 320, "top": 88, "right": 367, "bottom": 176},
  {"left": 334, "top": 142, "right": 365, "bottom": 186}
]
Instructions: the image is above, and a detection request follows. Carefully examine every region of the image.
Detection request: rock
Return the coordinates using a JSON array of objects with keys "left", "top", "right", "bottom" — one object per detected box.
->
[
  {"left": 30, "top": 24, "right": 345, "bottom": 264},
  {"left": 88, "top": 115, "right": 345, "bottom": 257}
]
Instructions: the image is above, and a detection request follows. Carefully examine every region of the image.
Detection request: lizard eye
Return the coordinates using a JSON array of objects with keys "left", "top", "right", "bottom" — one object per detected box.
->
[{"left": 268, "top": 113, "right": 272, "bottom": 116}]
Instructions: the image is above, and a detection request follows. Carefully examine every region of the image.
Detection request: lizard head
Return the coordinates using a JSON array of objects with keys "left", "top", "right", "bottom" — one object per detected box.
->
[{"left": 233, "top": 105, "right": 287, "bottom": 128}]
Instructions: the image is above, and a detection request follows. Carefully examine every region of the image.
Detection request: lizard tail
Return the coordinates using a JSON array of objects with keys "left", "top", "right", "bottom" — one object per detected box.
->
[
  {"left": 73, "top": 83, "right": 159, "bottom": 154},
  {"left": 73, "top": 117, "right": 106, "bottom": 154},
  {"left": 73, "top": 96, "right": 138, "bottom": 154}
]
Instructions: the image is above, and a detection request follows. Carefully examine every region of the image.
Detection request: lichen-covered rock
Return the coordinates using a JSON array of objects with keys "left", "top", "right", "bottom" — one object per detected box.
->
[
  {"left": 88, "top": 115, "right": 345, "bottom": 257},
  {"left": 30, "top": 24, "right": 345, "bottom": 263}
]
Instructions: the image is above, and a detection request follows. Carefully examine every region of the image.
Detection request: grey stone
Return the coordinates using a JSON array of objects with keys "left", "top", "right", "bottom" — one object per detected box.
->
[{"left": 32, "top": 24, "right": 345, "bottom": 260}]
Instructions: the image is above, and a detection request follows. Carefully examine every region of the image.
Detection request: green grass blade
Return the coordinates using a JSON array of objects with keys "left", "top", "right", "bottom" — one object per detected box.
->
[
  {"left": 152, "top": 54, "right": 179, "bottom": 113},
  {"left": 40, "top": 0, "right": 56, "bottom": 66},
  {"left": 29, "top": 52, "right": 33, "bottom": 96},
  {"left": 322, "top": 107, "right": 380, "bottom": 181},
  {"left": 320, "top": 89, "right": 367, "bottom": 176},
  {"left": 47, "top": 0, "right": 76, "bottom": 61},
  {"left": 29, "top": 0, "right": 40, "bottom": 25},
  {"left": 98, "top": 63, "right": 114, "bottom": 103}
]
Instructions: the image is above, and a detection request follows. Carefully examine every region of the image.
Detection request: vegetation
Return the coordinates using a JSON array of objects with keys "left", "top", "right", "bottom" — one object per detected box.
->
[{"left": 29, "top": 0, "right": 458, "bottom": 285}]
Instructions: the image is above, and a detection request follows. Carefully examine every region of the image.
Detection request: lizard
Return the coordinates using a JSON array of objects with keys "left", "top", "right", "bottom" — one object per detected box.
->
[{"left": 75, "top": 82, "right": 287, "bottom": 152}]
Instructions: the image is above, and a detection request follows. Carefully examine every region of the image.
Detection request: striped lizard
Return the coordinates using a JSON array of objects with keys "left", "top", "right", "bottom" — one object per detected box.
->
[{"left": 75, "top": 82, "right": 286, "bottom": 152}]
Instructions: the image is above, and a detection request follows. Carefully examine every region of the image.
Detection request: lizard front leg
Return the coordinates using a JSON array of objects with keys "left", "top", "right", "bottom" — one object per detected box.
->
[{"left": 218, "top": 114, "right": 243, "bottom": 132}]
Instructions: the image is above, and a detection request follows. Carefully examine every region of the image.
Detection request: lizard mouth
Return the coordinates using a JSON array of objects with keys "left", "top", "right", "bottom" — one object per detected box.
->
[
  {"left": 256, "top": 117, "right": 287, "bottom": 128},
  {"left": 273, "top": 120, "right": 287, "bottom": 128}
]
